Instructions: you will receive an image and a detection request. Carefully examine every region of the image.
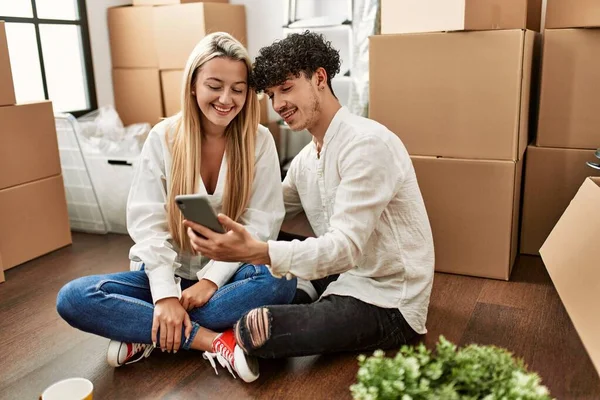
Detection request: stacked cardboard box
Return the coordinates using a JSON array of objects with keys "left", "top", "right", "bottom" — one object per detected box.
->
[
  {"left": 0, "top": 21, "right": 72, "bottom": 282},
  {"left": 520, "top": 1, "right": 600, "bottom": 255},
  {"left": 108, "top": 0, "right": 247, "bottom": 125},
  {"left": 370, "top": 1, "right": 541, "bottom": 279},
  {"left": 381, "top": 0, "right": 542, "bottom": 34}
]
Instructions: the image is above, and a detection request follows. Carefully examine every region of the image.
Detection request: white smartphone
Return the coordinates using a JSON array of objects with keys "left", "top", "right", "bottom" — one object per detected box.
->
[{"left": 175, "top": 194, "right": 225, "bottom": 235}]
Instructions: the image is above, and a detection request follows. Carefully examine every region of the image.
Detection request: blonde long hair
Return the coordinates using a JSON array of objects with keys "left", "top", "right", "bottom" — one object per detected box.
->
[{"left": 166, "top": 32, "right": 259, "bottom": 253}]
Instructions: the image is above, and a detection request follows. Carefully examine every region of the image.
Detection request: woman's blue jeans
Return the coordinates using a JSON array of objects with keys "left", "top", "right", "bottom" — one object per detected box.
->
[{"left": 56, "top": 264, "right": 297, "bottom": 350}]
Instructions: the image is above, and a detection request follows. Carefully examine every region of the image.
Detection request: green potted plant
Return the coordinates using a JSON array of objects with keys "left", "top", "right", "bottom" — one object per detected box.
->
[{"left": 350, "top": 336, "right": 553, "bottom": 400}]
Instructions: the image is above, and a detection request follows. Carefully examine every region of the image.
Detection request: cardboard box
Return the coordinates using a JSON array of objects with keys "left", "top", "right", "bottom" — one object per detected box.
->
[
  {"left": 381, "top": 0, "right": 541, "bottom": 34},
  {"left": 154, "top": 3, "right": 246, "bottom": 69},
  {"left": 266, "top": 120, "right": 282, "bottom": 162},
  {"left": 370, "top": 30, "right": 535, "bottom": 161},
  {"left": 0, "top": 175, "right": 72, "bottom": 270},
  {"left": 545, "top": 0, "right": 600, "bottom": 29},
  {"left": 108, "top": 6, "right": 157, "bottom": 68},
  {"left": 113, "top": 68, "right": 163, "bottom": 126},
  {"left": 412, "top": 156, "right": 523, "bottom": 280},
  {"left": 0, "top": 101, "right": 61, "bottom": 191},
  {"left": 536, "top": 29, "right": 600, "bottom": 150},
  {"left": 540, "top": 176, "right": 600, "bottom": 376},
  {"left": 520, "top": 146, "right": 600, "bottom": 255},
  {"left": 0, "top": 21, "right": 16, "bottom": 107},
  {"left": 161, "top": 70, "right": 183, "bottom": 118},
  {"left": 134, "top": 0, "right": 227, "bottom": 5},
  {"left": 258, "top": 93, "right": 269, "bottom": 125}
]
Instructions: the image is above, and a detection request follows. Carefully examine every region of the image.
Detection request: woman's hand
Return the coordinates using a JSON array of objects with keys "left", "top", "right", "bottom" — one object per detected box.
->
[
  {"left": 180, "top": 279, "right": 218, "bottom": 311},
  {"left": 152, "top": 297, "right": 192, "bottom": 353}
]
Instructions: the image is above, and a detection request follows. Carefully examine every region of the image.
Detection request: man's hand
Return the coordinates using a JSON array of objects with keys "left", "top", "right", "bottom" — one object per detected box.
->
[
  {"left": 183, "top": 214, "right": 270, "bottom": 265},
  {"left": 180, "top": 279, "right": 217, "bottom": 311},
  {"left": 152, "top": 297, "right": 192, "bottom": 353}
]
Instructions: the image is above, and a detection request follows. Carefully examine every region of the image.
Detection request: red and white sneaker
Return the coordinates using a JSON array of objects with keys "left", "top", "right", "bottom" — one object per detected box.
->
[
  {"left": 203, "top": 330, "right": 259, "bottom": 383},
  {"left": 106, "top": 340, "right": 154, "bottom": 367}
]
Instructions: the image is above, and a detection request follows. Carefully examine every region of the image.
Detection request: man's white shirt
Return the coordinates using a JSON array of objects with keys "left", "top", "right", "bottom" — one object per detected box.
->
[{"left": 268, "top": 107, "right": 435, "bottom": 334}]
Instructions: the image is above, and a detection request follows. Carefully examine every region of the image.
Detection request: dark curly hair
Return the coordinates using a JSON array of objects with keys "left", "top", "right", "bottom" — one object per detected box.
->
[{"left": 252, "top": 31, "right": 341, "bottom": 94}]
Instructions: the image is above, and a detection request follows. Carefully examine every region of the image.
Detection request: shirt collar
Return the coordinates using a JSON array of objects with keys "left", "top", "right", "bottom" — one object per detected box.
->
[{"left": 311, "top": 106, "right": 349, "bottom": 151}]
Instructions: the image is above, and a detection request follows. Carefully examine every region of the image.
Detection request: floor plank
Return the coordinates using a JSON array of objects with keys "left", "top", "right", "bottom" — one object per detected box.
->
[
  {"left": 477, "top": 255, "right": 551, "bottom": 310},
  {"left": 460, "top": 303, "right": 540, "bottom": 367},
  {"left": 0, "top": 232, "right": 598, "bottom": 399},
  {"left": 422, "top": 272, "right": 486, "bottom": 347}
]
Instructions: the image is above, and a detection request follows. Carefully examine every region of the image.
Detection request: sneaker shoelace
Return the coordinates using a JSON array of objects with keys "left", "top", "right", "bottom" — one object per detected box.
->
[
  {"left": 203, "top": 341, "right": 236, "bottom": 379},
  {"left": 125, "top": 343, "right": 155, "bottom": 365}
]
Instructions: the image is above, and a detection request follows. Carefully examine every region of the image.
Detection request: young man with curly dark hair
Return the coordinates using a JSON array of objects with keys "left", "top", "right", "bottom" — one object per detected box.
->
[{"left": 184, "top": 31, "right": 435, "bottom": 378}]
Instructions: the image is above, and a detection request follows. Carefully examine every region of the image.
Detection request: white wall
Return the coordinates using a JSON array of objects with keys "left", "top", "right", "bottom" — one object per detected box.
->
[
  {"left": 86, "top": 0, "right": 132, "bottom": 108},
  {"left": 230, "top": 0, "right": 284, "bottom": 60}
]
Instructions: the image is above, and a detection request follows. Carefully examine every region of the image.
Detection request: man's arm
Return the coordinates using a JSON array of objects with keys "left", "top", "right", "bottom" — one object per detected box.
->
[{"left": 266, "top": 135, "right": 403, "bottom": 280}]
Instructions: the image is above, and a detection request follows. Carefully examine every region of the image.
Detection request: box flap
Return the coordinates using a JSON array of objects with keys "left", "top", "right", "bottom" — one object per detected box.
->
[{"left": 540, "top": 177, "right": 600, "bottom": 376}]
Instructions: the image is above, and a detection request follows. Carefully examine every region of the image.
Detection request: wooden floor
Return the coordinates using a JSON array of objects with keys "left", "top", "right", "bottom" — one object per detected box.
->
[{"left": 0, "top": 233, "right": 598, "bottom": 399}]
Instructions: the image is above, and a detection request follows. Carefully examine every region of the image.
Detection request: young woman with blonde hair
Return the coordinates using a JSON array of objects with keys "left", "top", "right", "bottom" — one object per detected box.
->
[{"left": 56, "top": 32, "right": 296, "bottom": 383}]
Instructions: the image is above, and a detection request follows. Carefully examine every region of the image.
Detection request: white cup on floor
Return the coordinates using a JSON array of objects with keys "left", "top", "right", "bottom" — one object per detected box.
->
[{"left": 40, "top": 377, "right": 93, "bottom": 400}]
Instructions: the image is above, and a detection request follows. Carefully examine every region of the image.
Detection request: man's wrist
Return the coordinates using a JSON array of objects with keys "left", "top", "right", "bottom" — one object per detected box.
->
[{"left": 249, "top": 240, "right": 271, "bottom": 265}]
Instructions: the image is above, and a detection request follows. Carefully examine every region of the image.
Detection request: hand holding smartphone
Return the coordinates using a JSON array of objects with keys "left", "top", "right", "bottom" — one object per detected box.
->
[{"left": 175, "top": 194, "right": 225, "bottom": 235}]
